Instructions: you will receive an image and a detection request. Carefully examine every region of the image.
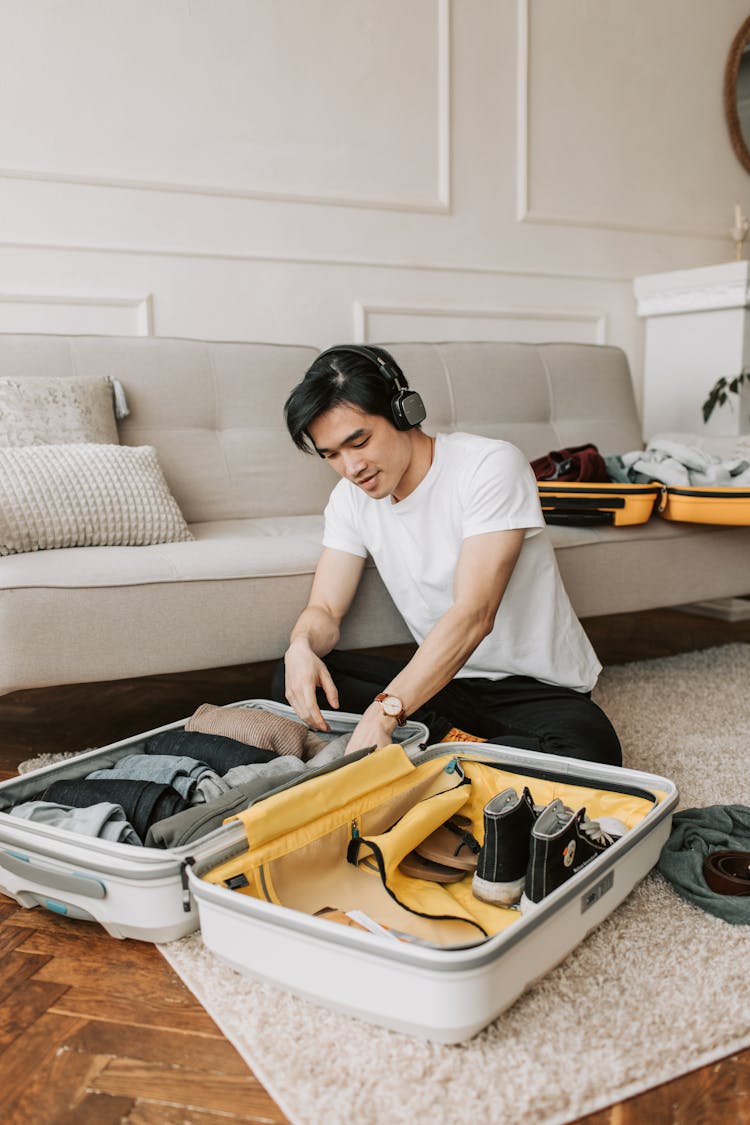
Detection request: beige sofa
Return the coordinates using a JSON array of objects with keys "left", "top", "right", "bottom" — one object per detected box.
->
[{"left": 2, "top": 334, "right": 749, "bottom": 697}]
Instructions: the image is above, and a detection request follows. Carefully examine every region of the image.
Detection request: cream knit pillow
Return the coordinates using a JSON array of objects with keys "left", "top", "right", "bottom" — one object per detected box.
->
[
  {"left": 0, "top": 375, "right": 127, "bottom": 446},
  {"left": 0, "top": 443, "right": 193, "bottom": 556}
]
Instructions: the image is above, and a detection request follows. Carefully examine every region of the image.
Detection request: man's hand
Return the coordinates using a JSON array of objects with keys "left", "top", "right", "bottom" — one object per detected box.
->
[
  {"left": 283, "top": 638, "right": 339, "bottom": 732},
  {"left": 346, "top": 701, "right": 398, "bottom": 753}
]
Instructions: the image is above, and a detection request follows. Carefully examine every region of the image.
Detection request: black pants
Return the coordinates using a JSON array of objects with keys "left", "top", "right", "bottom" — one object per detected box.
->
[{"left": 271, "top": 649, "right": 622, "bottom": 767}]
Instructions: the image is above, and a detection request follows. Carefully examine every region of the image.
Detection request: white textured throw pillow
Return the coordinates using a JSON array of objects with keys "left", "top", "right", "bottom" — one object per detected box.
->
[
  {"left": 0, "top": 375, "right": 125, "bottom": 446},
  {"left": 0, "top": 444, "right": 193, "bottom": 556}
]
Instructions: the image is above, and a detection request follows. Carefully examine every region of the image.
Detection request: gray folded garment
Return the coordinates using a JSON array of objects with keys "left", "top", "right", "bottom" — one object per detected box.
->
[
  {"left": 221, "top": 731, "right": 352, "bottom": 788},
  {"left": 222, "top": 756, "right": 306, "bottom": 789},
  {"left": 306, "top": 732, "right": 352, "bottom": 765},
  {"left": 144, "top": 775, "right": 300, "bottom": 848},
  {"left": 192, "top": 773, "right": 232, "bottom": 804},
  {"left": 10, "top": 800, "right": 142, "bottom": 846},
  {"left": 657, "top": 804, "right": 750, "bottom": 924}
]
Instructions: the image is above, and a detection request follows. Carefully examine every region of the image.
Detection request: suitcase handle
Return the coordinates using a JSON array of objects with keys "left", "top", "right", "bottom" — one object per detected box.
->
[
  {"left": 543, "top": 511, "right": 615, "bottom": 526},
  {"left": 0, "top": 850, "right": 106, "bottom": 900},
  {"left": 541, "top": 496, "right": 626, "bottom": 510}
]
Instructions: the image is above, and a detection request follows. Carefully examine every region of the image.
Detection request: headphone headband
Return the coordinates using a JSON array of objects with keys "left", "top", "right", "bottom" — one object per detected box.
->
[
  {"left": 313, "top": 344, "right": 426, "bottom": 432},
  {"left": 315, "top": 344, "right": 406, "bottom": 390}
]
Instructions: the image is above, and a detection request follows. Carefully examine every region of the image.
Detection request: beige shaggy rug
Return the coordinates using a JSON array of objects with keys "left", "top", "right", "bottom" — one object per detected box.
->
[{"left": 154, "top": 644, "right": 749, "bottom": 1124}]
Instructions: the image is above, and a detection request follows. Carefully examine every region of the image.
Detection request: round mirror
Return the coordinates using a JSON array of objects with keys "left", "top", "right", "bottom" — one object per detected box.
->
[{"left": 725, "top": 15, "right": 750, "bottom": 173}]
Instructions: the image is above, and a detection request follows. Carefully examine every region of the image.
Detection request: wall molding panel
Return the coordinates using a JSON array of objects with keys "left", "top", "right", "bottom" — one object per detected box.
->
[
  {"left": 515, "top": 0, "right": 725, "bottom": 241},
  {"left": 0, "top": 293, "right": 153, "bottom": 336},
  {"left": 0, "top": 0, "right": 451, "bottom": 217},
  {"left": 355, "top": 300, "right": 608, "bottom": 345}
]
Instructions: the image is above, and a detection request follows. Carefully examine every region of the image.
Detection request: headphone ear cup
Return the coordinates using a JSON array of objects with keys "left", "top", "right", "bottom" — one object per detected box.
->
[{"left": 392, "top": 389, "right": 427, "bottom": 430}]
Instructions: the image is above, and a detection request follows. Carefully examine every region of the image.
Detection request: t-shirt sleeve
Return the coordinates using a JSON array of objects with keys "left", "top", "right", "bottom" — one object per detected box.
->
[
  {"left": 322, "top": 481, "right": 369, "bottom": 558},
  {"left": 461, "top": 441, "right": 545, "bottom": 540}
]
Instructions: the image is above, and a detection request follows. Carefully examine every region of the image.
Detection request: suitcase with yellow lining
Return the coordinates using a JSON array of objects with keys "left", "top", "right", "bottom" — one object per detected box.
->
[
  {"left": 189, "top": 740, "right": 677, "bottom": 1042},
  {"left": 657, "top": 484, "right": 750, "bottom": 526},
  {"left": 537, "top": 481, "right": 662, "bottom": 527}
]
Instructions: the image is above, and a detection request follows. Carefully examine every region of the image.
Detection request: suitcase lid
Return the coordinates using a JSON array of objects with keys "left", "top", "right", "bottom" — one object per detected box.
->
[{"left": 188, "top": 740, "right": 678, "bottom": 970}]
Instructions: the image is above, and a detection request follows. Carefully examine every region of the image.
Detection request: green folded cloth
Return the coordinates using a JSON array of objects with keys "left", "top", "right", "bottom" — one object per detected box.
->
[{"left": 658, "top": 804, "right": 750, "bottom": 924}]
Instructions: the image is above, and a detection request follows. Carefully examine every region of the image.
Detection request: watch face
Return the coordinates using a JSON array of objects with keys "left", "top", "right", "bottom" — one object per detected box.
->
[{"left": 382, "top": 695, "right": 402, "bottom": 717}]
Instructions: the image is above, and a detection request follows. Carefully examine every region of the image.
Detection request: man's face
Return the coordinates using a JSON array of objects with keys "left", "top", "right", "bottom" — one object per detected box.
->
[{"left": 308, "top": 403, "right": 413, "bottom": 500}]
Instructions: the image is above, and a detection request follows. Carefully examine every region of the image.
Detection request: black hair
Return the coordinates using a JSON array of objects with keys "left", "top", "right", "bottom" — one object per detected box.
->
[{"left": 284, "top": 345, "right": 407, "bottom": 453}]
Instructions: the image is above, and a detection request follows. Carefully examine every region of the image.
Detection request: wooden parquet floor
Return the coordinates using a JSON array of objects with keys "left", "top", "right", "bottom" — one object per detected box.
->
[
  {"left": 0, "top": 898, "right": 285, "bottom": 1123},
  {"left": 0, "top": 608, "right": 749, "bottom": 1123}
]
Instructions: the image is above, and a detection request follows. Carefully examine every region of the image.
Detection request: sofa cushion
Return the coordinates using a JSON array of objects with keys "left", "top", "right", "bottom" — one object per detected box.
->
[
  {"left": 0, "top": 374, "right": 121, "bottom": 446},
  {"left": 548, "top": 520, "right": 750, "bottom": 617},
  {"left": 0, "top": 443, "right": 192, "bottom": 556},
  {"left": 0, "top": 516, "right": 411, "bottom": 694},
  {"left": 3, "top": 514, "right": 750, "bottom": 697}
]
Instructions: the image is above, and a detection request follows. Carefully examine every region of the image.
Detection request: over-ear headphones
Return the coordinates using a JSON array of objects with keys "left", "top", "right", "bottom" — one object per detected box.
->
[{"left": 316, "top": 344, "right": 427, "bottom": 431}]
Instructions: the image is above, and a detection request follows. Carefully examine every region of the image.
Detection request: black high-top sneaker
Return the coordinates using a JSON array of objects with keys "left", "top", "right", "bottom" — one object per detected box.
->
[
  {"left": 472, "top": 786, "right": 537, "bottom": 906},
  {"left": 521, "top": 800, "right": 625, "bottom": 911}
]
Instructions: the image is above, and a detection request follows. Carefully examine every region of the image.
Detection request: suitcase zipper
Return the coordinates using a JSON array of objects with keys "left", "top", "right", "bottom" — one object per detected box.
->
[
  {"left": 537, "top": 484, "right": 661, "bottom": 496},
  {"left": 663, "top": 485, "right": 750, "bottom": 499}
]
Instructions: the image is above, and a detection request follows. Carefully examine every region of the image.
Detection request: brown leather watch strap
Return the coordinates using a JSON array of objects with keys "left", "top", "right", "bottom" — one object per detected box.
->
[
  {"left": 374, "top": 693, "right": 407, "bottom": 726},
  {"left": 702, "top": 850, "right": 750, "bottom": 896}
]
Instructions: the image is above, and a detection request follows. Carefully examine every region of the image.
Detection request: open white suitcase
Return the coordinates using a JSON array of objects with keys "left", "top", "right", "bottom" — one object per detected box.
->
[
  {"left": 0, "top": 699, "right": 429, "bottom": 941},
  {"left": 187, "top": 740, "right": 677, "bottom": 1042},
  {"left": 0, "top": 705, "right": 677, "bottom": 1043}
]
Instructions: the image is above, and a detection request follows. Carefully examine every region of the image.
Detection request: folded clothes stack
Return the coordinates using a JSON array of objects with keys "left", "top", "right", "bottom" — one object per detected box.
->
[{"left": 10, "top": 704, "right": 353, "bottom": 848}]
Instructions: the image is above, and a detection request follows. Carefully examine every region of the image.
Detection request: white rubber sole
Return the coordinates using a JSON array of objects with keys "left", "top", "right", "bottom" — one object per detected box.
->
[{"left": 472, "top": 872, "right": 525, "bottom": 906}]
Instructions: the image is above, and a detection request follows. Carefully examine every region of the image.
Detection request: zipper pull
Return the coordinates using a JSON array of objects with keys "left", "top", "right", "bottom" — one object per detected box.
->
[
  {"left": 657, "top": 484, "right": 668, "bottom": 513},
  {"left": 180, "top": 856, "right": 195, "bottom": 913},
  {"left": 444, "top": 757, "right": 466, "bottom": 780},
  {"left": 347, "top": 818, "right": 362, "bottom": 865}
]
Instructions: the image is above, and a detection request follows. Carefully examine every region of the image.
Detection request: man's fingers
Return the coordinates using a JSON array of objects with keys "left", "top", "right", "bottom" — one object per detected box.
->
[
  {"left": 306, "top": 699, "right": 330, "bottom": 732},
  {"left": 288, "top": 685, "right": 330, "bottom": 732},
  {"left": 319, "top": 667, "right": 340, "bottom": 711}
]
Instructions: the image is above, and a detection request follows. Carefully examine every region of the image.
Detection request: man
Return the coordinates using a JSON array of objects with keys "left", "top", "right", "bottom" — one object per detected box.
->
[{"left": 274, "top": 344, "right": 621, "bottom": 765}]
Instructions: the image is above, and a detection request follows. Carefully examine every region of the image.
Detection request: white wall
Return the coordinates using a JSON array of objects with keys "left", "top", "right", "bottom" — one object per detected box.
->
[{"left": 2, "top": 0, "right": 750, "bottom": 413}]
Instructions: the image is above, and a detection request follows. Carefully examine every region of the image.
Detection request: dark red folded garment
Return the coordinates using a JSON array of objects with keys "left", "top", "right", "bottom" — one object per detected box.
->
[{"left": 530, "top": 443, "right": 609, "bottom": 483}]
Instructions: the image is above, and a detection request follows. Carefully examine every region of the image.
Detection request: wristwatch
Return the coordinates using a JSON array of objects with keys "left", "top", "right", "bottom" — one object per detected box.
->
[{"left": 374, "top": 693, "right": 407, "bottom": 726}]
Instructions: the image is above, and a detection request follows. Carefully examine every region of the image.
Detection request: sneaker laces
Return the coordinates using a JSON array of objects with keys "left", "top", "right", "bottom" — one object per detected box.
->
[
  {"left": 579, "top": 812, "right": 627, "bottom": 847},
  {"left": 536, "top": 799, "right": 575, "bottom": 833}
]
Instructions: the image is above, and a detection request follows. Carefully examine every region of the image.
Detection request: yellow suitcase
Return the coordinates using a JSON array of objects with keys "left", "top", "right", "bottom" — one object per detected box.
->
[
  {"left": 657, "top": 485, "right": 750, "bottom": 526},
  {"left": 537, "top": 482, "right": 662, "bottom": 527}
]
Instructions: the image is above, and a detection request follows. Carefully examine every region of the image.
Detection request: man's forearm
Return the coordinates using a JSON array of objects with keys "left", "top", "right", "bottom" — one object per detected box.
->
[
  {"left": 289, "top": 604, "right": 341, "bottom": 658},
  {"left": 380, "top": 604, "right": 492, "bottom": 717}
]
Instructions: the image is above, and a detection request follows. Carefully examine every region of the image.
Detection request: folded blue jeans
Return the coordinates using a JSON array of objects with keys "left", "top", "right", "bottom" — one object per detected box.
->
[{"left": 43, "top": 778, "right": 189, "bottom": 841}]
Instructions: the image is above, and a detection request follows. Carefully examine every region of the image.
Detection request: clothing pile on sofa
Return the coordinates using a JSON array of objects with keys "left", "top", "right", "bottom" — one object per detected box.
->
[
  {"left": 531, "top": 438, "right": 750, "bottom": 487},
  {"left": 10, "top": 705, "right": 353, "bottom": 849}
]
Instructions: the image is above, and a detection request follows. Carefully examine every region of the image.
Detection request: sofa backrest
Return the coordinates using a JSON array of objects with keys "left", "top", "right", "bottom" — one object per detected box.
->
[{"left": 0, "top": 335, "right": 642, "bottom": 523}]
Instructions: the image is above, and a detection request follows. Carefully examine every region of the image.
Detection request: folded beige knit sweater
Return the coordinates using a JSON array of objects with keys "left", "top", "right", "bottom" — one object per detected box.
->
[{"left": 185, "top": 703, "right": 326, "bottom": 760}]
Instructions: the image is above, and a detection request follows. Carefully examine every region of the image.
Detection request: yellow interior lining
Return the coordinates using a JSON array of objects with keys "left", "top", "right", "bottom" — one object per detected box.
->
[{"left": 201, "top": 746, "right": 660, "bottom": 948}]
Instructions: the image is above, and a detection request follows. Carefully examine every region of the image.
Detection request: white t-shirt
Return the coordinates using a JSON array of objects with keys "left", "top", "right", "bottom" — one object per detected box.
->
[{"left": 322, "top": 431, "right": 601, "bottom": 692}]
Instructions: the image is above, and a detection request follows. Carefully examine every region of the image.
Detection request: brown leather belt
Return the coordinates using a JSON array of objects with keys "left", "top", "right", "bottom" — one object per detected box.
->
[{"left": 703, "top": 850, "right": 750, "bottom": 896}]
